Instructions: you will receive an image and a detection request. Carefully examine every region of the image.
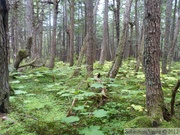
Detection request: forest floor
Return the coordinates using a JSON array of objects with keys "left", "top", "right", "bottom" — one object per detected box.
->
[{"left": 0, "top": 59, "right": 180, "bottom": 135}]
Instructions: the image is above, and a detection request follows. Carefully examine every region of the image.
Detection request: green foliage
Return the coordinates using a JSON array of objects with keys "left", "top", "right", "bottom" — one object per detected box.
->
[
  {"left": 61, "top": 116, "right": 80, "bottom": 123},
  {"left": 92, "top": 109, "right": 108, "bottom": 118},
  {"left": 79, "top": 125, "right": 104, "bottom": 135},
  {"left": 2, "top": 60, "right": 179, "bottom": 134}
]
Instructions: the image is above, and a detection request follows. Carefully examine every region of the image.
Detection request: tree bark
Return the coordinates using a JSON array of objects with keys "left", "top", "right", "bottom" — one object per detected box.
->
[
  {"left": 135, "top": 0, "right": 140, "bottom": 59},
  {"left": 69, "top": 0, "right": 74, "bottom": 66},
  {"left": 0, "top": 0, "right": 10, "bottom": 113},
  {"left": 144, "top": 0, "right": 167, "bottom": 121},
  {"left": 93, "top": 0, "right": 100, "bottom": 61},
  {"left": 108, "top": 0, "right": 132, "bottom": 78},
  {"left": 86, "top": 0, "right": 94, "bottom": 77},
  {"left": 113, "top": 0, "right": 120, "bottom": 47},
  {"left": 48, "top": 0, "right": 58, "bottom": 69},
  {"left": 135, "top": 26, "right": 144, "bottom": 72}
]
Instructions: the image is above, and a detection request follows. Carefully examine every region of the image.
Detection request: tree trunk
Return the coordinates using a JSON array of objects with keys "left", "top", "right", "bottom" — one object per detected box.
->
[
  {"left": 48, "top": 0, "right": 58, "bottom": 69},
  {"left": 129, "top": 23, "right": 134, "bottom": 57},
  {"left": 0, "top": 0, "right": 10, "bottom": 113},
  {"left": 73, "top": 36, "right": 87, "bottom": 76},
  {"left": 113, "top": 0, "right": 120, "bottom": 47},
  {"left": 144, "top": 0, "right": 166, "bottom": 121},
  {"left": 168, "top": 1, "right": 180, "bottom": 71},
  {"left": 69, "top": 0, "right": 74, "bottom": 66},
  {"left": 86, "top": 0, "right": 94, "bottom": 77},
  {"left": 93, "top": 0, "right": 100, "bottom": 61},
  {"left": 162, "top": 0, "right": 172, "bottom": 74},
  {"left": 135, "top": 0, "right": 140, "bottom": 59},
  {"left": 108, "top": 0, "right": 132, "bottom": 78},
  {"left": 99, "top": 0, "right": 109, "bottom": 65},
  {"left": 135, "top": 26, "right": 144, "bottom": 72},
  {"left": 170, "top": 0, "right": 177, "bottom": 51},
  {"left": 26, "top": 0, "right": 33, "bottom": 46},
  {"left": 73, "top": 1, "right": 99, "bottom": 77},
  {"left": 61, "top": 1, "right": 67, "bottom": 62}
]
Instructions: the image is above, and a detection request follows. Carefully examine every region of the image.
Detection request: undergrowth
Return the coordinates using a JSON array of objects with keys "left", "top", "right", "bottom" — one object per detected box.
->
[{"left": 0, "top": 60, "right": 179, "bottom": 135}]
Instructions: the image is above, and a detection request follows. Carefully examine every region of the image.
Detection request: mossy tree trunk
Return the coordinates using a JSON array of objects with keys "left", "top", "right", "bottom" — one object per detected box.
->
[
  {"left": 0, "top": 0, "right": 10, "bottom": 113},
  {"left": 144, "top": 0, "right": 167, "bottom": 122},
  {"left": 108, "top": 0, "right": 132, "bottom": 78},
  {"left": 13, "top": 37, "right": 32, "bottom": 69}
]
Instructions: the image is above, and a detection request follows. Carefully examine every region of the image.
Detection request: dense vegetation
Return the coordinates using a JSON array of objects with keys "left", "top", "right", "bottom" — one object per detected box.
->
[{"left": 1, "top": 59, "right": 179, "bottom": 135}]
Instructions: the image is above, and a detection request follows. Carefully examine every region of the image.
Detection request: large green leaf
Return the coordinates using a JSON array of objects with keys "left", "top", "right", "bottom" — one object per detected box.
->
[
  {"left": 15, "top": 90, "right": 27, "bottom": 95},
  {"left": 61, "top": 116, "right": 80, "bottom": 123},
  {"left": 131, "top": 104, "right": 144, "bottom": 112},
  {"left": 92, "top": 109, "right": 108, "bottom": 118},
  {"left": 79, "top": 125, "right": 104, "bottom": 135},
  {"left": 91, "top": 83, "right": 104, "bottom": 89},
  {"left": 10, "top": 80, "right": 20, "bottom": 84}
]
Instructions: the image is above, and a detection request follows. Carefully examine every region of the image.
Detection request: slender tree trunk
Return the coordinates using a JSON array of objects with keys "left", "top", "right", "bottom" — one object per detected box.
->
[
  {"left": 0, "top": 0, "right": 10, "bottom": 113},
  {"left": 135, "top": 0, "right": 139, "bottom": 59},
  {"left": 113, "top": 0, "right": 120, "bottom": 47},
  {"left": 69, "top": 0, "right": 74, "bottom": 66},
  {"left": 93, "top": 0, "right": 100, "bottom": 61},
  {"left": 162, "top": 0, "right": 172, "bottom": 74},
  {"left": 73, "top": 1, "right": 99, "bottom": 76},
  {"left": 39, "top": 7, "right": 44, "bottom": 58},
  {"left": 144, "top": 0, "right": 167, "bottom": 121},
  {"left": 62, "top": 1, "right": 67, "bottom": 62},
  {"left": 86, "top": 0, "right": 94, "bottom": 77},
  {"left": 26, "top": 0, "right": 33, "bottom": 41},
  {"left": 135, "top": 26, "right": 144, "bottom": 72},
  {"left": 48, "top": 4, "right": 52, "bottom": 56},
  {"left": 168, "top": 3, "right": 180, "bottom": 70},
  {"left": 108, "top": 0, "right": 132, "bottom": 78},
  {"left": 48, "top": 0, "right": 58, "bottom": 69},
  {"left": 170, "top": 0, "right": 177, "bottom": 49},
  {"left": 129, "top": 23, "right": 134, "bottom": 57},
  {"left": 99, "top": 0, "right": 109, "bottom": 65}
]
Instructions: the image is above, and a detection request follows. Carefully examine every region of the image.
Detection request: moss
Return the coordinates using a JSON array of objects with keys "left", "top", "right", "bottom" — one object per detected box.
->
[
  {"left": 159, "top": 121, "right": 175, "bottom": 128},
  {"left": 124, "top": 116, "right": 152, "bottom": 128},
  {"left": 18, "top": 49, "right": 27, "bottom": 57},
  {"left": 125, "top": 116, "right": 180, "bottom": 128},
  {"left": 159, "top": 118, "right": 180, "bottom": 128}
]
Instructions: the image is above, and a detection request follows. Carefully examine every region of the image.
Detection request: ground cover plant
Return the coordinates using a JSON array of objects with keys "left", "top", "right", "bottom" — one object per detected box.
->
[{"left": 0, "top": 59, "right": 180, "bottom": 135}]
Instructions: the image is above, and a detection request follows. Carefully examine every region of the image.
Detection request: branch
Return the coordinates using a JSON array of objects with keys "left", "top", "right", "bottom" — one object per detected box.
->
[
  {"left": 40, "top": 0, "right": 54, "bottom": 4},
  {"left": 18, "top": 58, "right": 37, "bottom": 68},
  {"left": 171, "top": 79, "right": 180, "bottom": 115}
]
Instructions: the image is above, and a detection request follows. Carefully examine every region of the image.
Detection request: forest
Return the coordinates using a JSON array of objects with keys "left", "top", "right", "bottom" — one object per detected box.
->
[{"left": 0, "top": 0, "right": 180, "bottom": 134}]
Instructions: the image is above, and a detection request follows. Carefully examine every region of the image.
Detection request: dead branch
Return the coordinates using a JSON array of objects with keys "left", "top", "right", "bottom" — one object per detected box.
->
[
  {"left": 66, "top": 98, "right": 77, "bottom": 117},
  {"left": 171, "top": 79, "right": 180, "bottom": 115}
]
